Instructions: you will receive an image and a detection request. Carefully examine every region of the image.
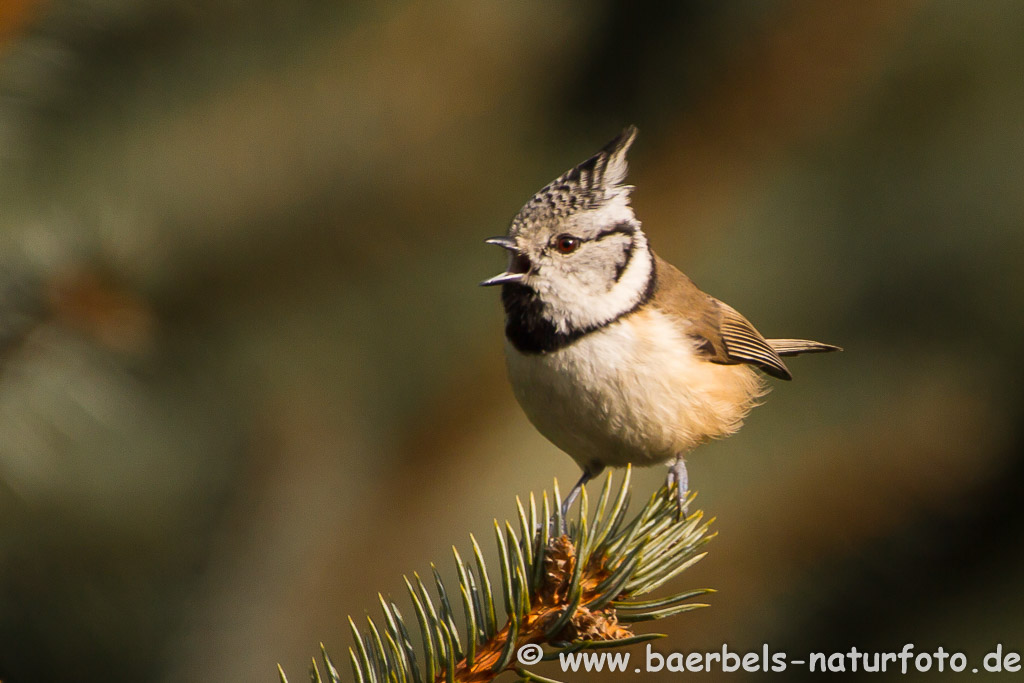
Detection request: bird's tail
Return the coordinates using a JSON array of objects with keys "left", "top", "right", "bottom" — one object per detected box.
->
[{"left": 767, "top": 339, "right": 843, "bottom": 356}]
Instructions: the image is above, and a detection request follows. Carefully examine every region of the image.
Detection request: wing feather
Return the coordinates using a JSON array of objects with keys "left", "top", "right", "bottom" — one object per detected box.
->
[
  {"left": 716, "top": 303, "right": 792, "bottom": 380},
  {"left": 649, "top": 254, "right": 839, "bottom": 379},
  {"left": 768, "top": 338, "right": 843, "bottom": 356}
]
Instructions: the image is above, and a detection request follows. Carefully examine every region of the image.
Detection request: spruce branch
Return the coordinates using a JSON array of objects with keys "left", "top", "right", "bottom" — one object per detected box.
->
[{"left": 281, "top": 467, "right": 716, "bottom": 683}]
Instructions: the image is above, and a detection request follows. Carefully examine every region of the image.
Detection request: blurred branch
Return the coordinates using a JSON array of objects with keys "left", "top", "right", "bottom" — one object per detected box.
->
[{"left": 281, "top": 467, "right": 715, "bottom": 683}]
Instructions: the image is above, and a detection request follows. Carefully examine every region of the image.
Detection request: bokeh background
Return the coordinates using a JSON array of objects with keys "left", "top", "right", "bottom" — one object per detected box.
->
[{"left": 2, "top": 1, "right": 1023, "bottom": 681}]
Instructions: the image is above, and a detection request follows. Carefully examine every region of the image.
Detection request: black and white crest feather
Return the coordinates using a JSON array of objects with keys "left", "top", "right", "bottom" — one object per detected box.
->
[
  {"left": 511, "top": 126, "right": 638, "bottom": 233},
  {"left": 559, "top": 125, "right": 636, "bottom": 202},
  {"left": 497, "top": 126, "right": 654, "bottom": 352}
]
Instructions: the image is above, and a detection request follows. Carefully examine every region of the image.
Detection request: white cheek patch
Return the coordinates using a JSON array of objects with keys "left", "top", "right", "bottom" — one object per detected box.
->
[{"left": 536, "top": 232, "right": 654, "bottom": 334}]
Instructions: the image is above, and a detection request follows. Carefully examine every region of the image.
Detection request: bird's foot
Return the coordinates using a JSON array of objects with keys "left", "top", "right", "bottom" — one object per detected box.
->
[
  {"left": 666, "top": 455, "right": 690, "bottom": 520},
  {"left": 552, "top": 471, "right": 591, "bottom": 537}
]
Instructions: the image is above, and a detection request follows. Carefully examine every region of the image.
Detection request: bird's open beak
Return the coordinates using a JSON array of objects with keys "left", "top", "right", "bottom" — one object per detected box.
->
[{"left": 480, "top": 236, "right": 531, "bottom": 287}]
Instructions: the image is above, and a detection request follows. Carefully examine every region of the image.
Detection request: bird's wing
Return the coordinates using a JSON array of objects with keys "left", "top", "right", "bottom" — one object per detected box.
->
[
  {"left": 714, "top": 302, "right": 792, "bottom": 380},
  {"left": 650, "top": 254, "right": 793, "bottom": 380}
]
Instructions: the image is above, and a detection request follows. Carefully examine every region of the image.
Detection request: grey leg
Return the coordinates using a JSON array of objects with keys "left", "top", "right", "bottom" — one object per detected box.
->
[
  {"left": 561, "top": 470, "right": 591, "bottom": 523},
  {"left": 667, "top": 454, "right": 690, "bottom": 519},
  {"left": 558, "top": 467, "right": 602, "bottom": 535}
]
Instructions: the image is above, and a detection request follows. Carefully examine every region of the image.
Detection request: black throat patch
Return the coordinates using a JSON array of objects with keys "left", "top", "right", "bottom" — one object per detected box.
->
[{"left": 501, "top": 253, "right": 657, "bottom": 354}]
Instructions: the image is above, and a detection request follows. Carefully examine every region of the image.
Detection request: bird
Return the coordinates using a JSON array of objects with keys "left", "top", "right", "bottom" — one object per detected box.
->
[{"left": 481, "top": 126, "right": 840, "bottom": 521}]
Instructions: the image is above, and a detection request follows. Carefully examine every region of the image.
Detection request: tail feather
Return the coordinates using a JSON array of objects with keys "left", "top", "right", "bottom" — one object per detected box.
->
[{"left": 768, "top": 339, "right": 843, "bottom": 356}]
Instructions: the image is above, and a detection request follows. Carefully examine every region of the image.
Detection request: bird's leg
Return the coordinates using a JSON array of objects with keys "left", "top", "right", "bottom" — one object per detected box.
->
[
  {"left": 558, "top": 468, "right": 598, "bottom": 536},
  {"left": 667, "top": 454, "right": 690, "bottom": 519}
]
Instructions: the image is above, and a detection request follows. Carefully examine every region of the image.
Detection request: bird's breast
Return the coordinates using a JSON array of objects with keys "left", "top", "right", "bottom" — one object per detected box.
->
[{"left": 505, "top": 307, "right": 766, "bottom": 469}]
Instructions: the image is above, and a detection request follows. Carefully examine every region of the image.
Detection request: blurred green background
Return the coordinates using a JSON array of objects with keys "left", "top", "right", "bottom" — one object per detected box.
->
[{"left": 2, "top": 1, "right": 1022, "bottom": 681}]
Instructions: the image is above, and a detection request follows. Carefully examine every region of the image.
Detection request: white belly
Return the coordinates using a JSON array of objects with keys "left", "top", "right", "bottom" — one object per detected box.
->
[{"left": 505, "top": 308, "right": 766, "bottom": 472}]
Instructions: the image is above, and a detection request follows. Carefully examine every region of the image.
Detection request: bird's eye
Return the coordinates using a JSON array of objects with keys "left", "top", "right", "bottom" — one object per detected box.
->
[{"left": 554, "top": 234, "right": 581, "bottom": 254}]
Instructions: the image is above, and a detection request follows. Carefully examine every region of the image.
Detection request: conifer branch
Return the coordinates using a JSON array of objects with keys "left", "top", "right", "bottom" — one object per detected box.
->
[{"left": 280, "top": 467, "right": 716, "bottom": 683}]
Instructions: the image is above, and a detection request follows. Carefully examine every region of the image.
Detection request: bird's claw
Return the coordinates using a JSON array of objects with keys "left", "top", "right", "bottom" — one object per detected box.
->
[{"left": 667, "top": 455, "right": 690, "bottom": 520}]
